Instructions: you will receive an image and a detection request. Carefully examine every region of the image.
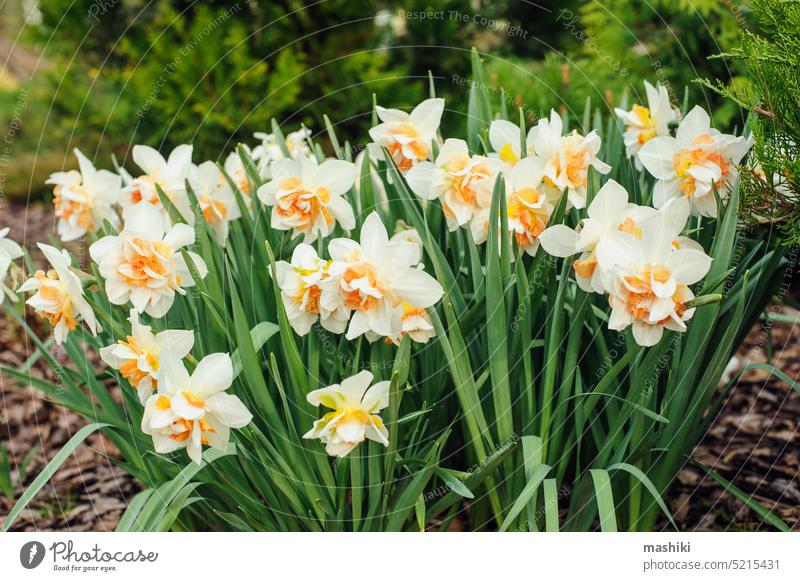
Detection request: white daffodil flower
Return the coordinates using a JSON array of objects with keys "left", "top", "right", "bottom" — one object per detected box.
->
[
  {"left": 257, "top": 153, "right": 356, "bottom": 243},
  {"left": 488, "top": 119, "right": 535, "bottom": 170},
  {"left": 46, "top": 148, "right": 121, "bottom": 241},
  {"left": 539, "top": 179, "right": 661, "bottom": 293},
  {"left": 252, "top": 128, "right": 312, "bottom": 179},
  {"left": 638, "top": 106, "right": 752, "bottom": 217},
  {"left": 18, "top": 244, "right": 99, "bottom": 344},
  {"left": 325, "top": 212, "right": 443, "bottom": 341},
  {"left": 272, "top": 243, "right": 350, "bottom": 336},
  {"left": 382, "top": 300, "right": 435, "bottom": 345},
  {"left": 224, "top": 147, "right": 254, "bottom": 201},
  {"left": 100, "top": 309, "right": 194, "bottom": 404},
  {"left": 0, "top": 227, "right": 23, "bottom": 304},
  {"left": 595, "top": 217, "right": 712, "bottom": 346},
  {"left": 614, "top": 81, "right": 677, "bottom": 168},
  {"left": 173, "top": 161, "right": 242, "bottom": 245},
  {"left": 120, "top": 144, "right": 193, "bottom": 213},
  {"left": 303, "top": 369, "right": 389, "bottom": 458},
  {"left": 90, "top": 201, "right": 208, "bottom": 318},
  {"left": 528, "top": 110, "right": 611, "bottom": 209},
  {"left": 142, "top": 352, "right": 252, "bottom": 464},
  {"left": 406, "top": 138, "right": 501, "bottom": 239},
  {"left": 368, "top": 98, "right": 444, "bottom": 173},
  {"left": 505, "top": 156, "right": 561, "bottom": 257},
  {"left": 389, "top": 226, "right": 423, "bottom": 252}
]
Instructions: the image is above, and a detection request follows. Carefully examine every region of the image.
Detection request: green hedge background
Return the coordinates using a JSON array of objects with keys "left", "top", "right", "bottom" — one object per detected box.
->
[{"left": 0, "top": 0, "right": 751, "bottom": 201}]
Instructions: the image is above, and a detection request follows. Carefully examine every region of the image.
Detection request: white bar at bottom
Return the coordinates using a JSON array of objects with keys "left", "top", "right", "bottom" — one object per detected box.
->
[{"left": 1, "top": 532, "right": 798, "bottom": 580}]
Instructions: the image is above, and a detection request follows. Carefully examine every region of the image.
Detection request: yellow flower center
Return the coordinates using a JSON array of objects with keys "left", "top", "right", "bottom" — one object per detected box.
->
[
  {"left": 498, "top": 143, "right": 519, "bottom": 164},
  {"left": 631, "top": 105, "right": 657, "bottom": 144}
]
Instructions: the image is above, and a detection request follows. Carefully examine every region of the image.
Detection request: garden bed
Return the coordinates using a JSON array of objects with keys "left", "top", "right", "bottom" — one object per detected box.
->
[{"left": 1, "top": 201, "right": 796, "bottom": 532}]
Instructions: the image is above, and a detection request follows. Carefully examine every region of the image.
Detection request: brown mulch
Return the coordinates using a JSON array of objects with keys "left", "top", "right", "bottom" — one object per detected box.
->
[
  {"left": 661, "top": 306, "right": 800, "bottom": 531},
  {"left": 0, "top": 201, "right": 798, "bottom": 531},
  {"left": 0, "top": 201, "right": 139, "bottom": 532}
]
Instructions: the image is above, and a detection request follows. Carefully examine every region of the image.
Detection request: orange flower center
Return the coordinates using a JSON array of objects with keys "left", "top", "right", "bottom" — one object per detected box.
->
[
  {"left": 621, "top": 268, "right": 686, "bottom": 324},
  {"left": 672, "top": 134, "right": 731, "bottom": 197},
  {"left": 130, "top": 175, "right": 164, "bottom": 205},
  {"left": 53, "top": 185, "right": 94, "bottom": 230},
  {"left": 116, "top": 336, "right": 159, "bottom": 390},
  {"left": 508, "top": 188, "right": 548, "bottom": 244},
  {"left": 33, "top": 271, "right": 78, "bottom": 331},
  {"left": 119, "top": 239, "right": 172, "bottom": 287},
  {"left": 617, "top": 217, "right": 643, "bottom": 238},
  {"left": 275, "top": 178, "right": 333, "bottom": 230},
  {"left": 341, "top": 264, "right": 381, "bottom": 311},
  {"left": 199, "top": 195, "right": 228, "bottom": 225},
  {"left": 572, "top": 255, "right": 597, "bottom": 279}
]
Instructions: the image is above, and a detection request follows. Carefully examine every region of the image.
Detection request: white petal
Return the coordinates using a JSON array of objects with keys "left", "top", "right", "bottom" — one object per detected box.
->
[
  {"left": 207, "top": 392, "right": 252, "bottom": 428},
  {"left": 409, "top": 98, "right": 444, "bottom": 132},
  {"left": 666, "top": 249, "right": 712, "bottom": 286},
  {"left": 389, "top": 268, "right": 443, "bottom": 308},
  {"left": 537, "top": 225, "right": 579, "bottom": 257},
  {"left": 406, "top": 162, "right": 436, "bottom": 200},
  {"left": 163, "top": 223, "right": 195, "bottom": 249},
  {"left": 190, "top": 352, "right": 233, "bottom": 397},
  {"left": 156, "top": 329, "right": 195, "bottom": 359},
  {"left": 638, "top": 137, "right": 679, "bottom": 180},
  {"left": 132, "top": 145, "right": 165, "bottom": 174},
  {"left": 339, "top": 370, "right": 374, "bottom": 403},
  {"left": 359, "top": 212, "right": 389, "bottom": 250}
]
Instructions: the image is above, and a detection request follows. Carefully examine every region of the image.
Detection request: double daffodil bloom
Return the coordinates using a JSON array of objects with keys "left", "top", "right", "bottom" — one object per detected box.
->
[
  {"left": 303, "top": 370, "right": 389, "bottom": 458},
  {"left": 505, "top": 156, "right": 561, "bottom": 257},
  {"left": 406, "top": 138, "right": 501, "bottom": 240},
  {"left": 368, "top": 98, "right": 443, "bottom": 173},
  {"left": 90, "top": 201, "right": 208, "bottom": 318},
  {"left": 638, "top": 106, "right": 751, "bottom": 217},
  {"left": 595, "top": 217, "right": 712, "bottom": 346},
  {"left": 539, "top": 179, "right": 660, "bottom": 293},
  {"left": 528, "top": 110, "right": 611, "bottom": 209},
  {"left": 324, "top": 212, "right": 443, "bottom": 341},
  {"left": 224, "top": 147, "right": 254, "bottom": 200},
  {"left": 174, "top": 161, "right": 242, "bottom": 246},
  {"left": 257, "top": 153, "right": 356, "bottom": 243},
  {"left": 100, "top": 309, "right": 194, "bottom": 404},
  {"left": 18, "top": 244, "right": 99, "bottom": 344},
  {"left": 614, "top": 81, "right": 677, "bottom": 168},
  {"left": 47, "top": 148, "right": 121, "bottom": 241},
  {"left": 272, "top": 243, "right": 350, "bottom": 336},
  {"left": 120, "top": 144, "right": 193, "bottom": 213},
  {"left": 142, "top": 352, "right": 252, "bottom": 464}
]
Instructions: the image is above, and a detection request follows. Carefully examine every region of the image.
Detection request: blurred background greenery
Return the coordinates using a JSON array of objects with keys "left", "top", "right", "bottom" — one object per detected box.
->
[{"left": 1, "top": 0, "right": 752, "bottom": 201}]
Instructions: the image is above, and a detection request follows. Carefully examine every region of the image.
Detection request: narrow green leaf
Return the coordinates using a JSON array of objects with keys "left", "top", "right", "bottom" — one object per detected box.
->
[{"left": 3, "top": 423, "right": 109, "bottom": 532}]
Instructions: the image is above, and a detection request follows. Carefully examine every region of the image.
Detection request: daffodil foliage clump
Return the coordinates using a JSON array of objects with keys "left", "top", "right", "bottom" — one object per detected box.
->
[{"left": 1, "top": 52, "right": 789, "bottom": 532}]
